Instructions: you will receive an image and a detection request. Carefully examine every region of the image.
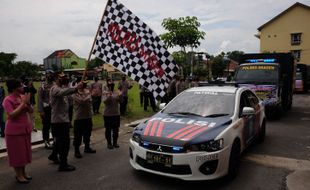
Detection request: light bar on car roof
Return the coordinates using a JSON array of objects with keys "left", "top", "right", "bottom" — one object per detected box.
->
[{"left": 246, "top": 59, "right": 276, "bottom": 63}]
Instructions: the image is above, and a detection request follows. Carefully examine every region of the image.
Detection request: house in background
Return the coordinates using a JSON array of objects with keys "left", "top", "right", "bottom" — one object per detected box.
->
[
  {"left": 43, "top": 49, "right": 122, "bottom": 79},
  {"left": 43, "top": 49, "right": 86, "bottom": 71},
  {"left": 255, "top": 2, "right": 310, "bottom": 65}
]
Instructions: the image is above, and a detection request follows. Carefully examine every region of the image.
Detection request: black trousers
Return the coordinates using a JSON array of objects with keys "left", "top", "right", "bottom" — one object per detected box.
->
[
  {"left": 42, "top": 106, "right": 52, "bottom": 141},
  {"left": 50, "top": 123, "right": 70, "bottom": 166},
  {"left": 92, "top": 96, "right": 102, "bottom": 113},
  {"left": 73, "top": 118, "right": 93, "bottom": 148},
  {"left": 139, "top": 92, "right": 144, "bottom": 106},
  {"left": 104, "top": 115, "right": 120, "bottom": 145},
  {"left": 144, "top": 92, "right": 157, "bottom": 111},
  {"left": 120, "top": 96, "right": 128, "bottom": 115},
  {"left": 68, "top": 106, "right": 73, "bottom": 124}
]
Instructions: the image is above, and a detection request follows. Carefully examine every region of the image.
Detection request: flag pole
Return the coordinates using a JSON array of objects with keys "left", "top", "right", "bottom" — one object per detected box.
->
[{"left": 82, "top": 0, "right": 111, "bottom": 81}]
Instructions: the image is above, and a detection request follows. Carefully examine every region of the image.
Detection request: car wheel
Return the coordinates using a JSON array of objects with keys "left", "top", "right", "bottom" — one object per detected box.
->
[
  {"left": 258, "top": 120, "right": 266, "bottom": 143},
  {"left": 226, "top": 139, "right": 241, "bottom": 180}
]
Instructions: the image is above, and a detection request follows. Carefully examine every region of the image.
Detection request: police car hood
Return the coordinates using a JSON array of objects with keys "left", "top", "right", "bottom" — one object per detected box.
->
[{"left": 134, "top": 113, "right": 232, "bottom": 146}]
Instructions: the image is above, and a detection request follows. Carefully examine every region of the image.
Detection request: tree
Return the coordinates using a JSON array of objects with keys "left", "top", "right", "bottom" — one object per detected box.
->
[
  {"left": 0, "top": 52, "right": 17, "bottom": 78},
  {"left": 160, "top": 16, "right": 206, "bottom": 52},
  {"left": 160, "top": 16, "right": 205, "bottom": 76},
  {"left": 88, "top": 58, "right": 104, "bottom": 69},
  {"left": 226, "top": 51, "right": 244, "bottom": 62},
  {"left": 211, "top": 53, "right": 226, "bottom": 79},
  {"left": 13, "top": 61, "right": 39, "bottom": 79}
]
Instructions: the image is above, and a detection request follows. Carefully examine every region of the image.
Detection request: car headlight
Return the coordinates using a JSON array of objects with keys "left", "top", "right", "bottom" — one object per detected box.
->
[
  {"left": 187, "top": 138, "right": 224, "bottom": 152},
  {"left": 132, "top": 133, "right": 141, "bottom": 144}
]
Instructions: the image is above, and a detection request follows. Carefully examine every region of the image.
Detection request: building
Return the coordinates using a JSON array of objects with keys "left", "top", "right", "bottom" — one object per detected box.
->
[
  {"left": 256, "top": 2, "right": 310, "bottom": 64},
  {"left": 43, "top": 49, "right": 86, "bottom": 71}
]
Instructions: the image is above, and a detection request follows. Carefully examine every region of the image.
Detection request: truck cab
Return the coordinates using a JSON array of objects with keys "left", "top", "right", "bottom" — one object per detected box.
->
[{"left": 234, "top": 53, "right": 295, "bottom": 118}]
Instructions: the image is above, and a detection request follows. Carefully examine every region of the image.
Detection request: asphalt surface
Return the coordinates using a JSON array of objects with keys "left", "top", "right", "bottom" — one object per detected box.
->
[{"left": 0, "top": 93, "right": 309, "bottom": 190}]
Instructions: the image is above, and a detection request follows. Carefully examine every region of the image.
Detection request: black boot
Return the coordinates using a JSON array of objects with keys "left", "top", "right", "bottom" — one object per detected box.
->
[
  {"left": 48, "top": 154, "right": 60, "bottom": 164},
  {"left": 84, "top": 145, "right": 96, "bottom": 153},
  {"left": 74, "top": 147, "right": 82, "bottom": 158},
  {"left": 113, "top": 140, "right": 120, "bottom": 148},
  {"left": 58, "top": 164, "right": 76, "bottom": 172}
]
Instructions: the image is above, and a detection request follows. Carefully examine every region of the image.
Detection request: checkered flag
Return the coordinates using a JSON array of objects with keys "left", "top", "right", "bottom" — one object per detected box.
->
[{"left": 92, "top": 0, "right": 178, "bottom": 98}]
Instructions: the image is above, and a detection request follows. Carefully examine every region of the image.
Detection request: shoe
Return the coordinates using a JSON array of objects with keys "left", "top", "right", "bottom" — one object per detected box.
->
[
  {"left": 107, "top": 144, "right": 114, "bottom": 149},
  {"left": 15, "top": 176, "right": 30, "bottom": 184},
  {"left": 58, "top": 164, "right": 76, "bottom": 172},
  {"left": 113, "top": 144, "right": 120, "bottom": 148},
  {"left": 48, "top": 155, "right": 60, "bottom": 164},
  {"left": 32, "top": 128, "right": 38, "bottom": 132},
  {"left": 25, "top": 176, "right": 32, "bottom": 180},
  {"left": 84, "top": 147, "right": 96, "bottom": 153},
  {"left": 74, "top": 151, "right": 83, "bottom": 158}
]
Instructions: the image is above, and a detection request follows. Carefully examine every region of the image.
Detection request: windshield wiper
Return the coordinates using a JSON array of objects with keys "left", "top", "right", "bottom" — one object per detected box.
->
[
  {"left": 168, "top": 112, "right": 202, "bottom": 117},
  {"left": 204, "top": 113, "right": 230, "bottom": 118}
]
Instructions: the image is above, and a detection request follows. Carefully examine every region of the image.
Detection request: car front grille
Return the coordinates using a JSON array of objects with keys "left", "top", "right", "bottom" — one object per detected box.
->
[{"left": 140, "top": 142, "right": 185, "bottom": 153}]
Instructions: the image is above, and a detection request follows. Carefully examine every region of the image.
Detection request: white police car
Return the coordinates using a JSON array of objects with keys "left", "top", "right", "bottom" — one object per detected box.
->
[{"left": 129, "top": 86, "right": 266, "bottom": 181}]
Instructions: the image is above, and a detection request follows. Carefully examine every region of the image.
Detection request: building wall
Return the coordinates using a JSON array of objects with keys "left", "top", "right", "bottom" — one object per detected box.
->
[
  {"left": 260, "top": 5, "right": 310, "bottom": 64},
  {"left": 61, "top": 55, "right": 86, "bottom": 69},
  {"left": 43, "top": 50, "right": 86, "bottom": 70}
]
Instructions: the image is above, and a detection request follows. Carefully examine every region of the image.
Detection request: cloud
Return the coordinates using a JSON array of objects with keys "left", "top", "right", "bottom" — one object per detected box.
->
[{"left": 0, "top": 0, "right": 309, "bottom": 64}]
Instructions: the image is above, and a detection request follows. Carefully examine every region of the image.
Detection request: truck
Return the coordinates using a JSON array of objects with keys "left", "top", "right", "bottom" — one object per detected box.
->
[
  {"left": 294, "top": 63, "right": 310, "bottom": 93},
  {"left": 234, "top": 53, "right": 295, "bottom": 117}
]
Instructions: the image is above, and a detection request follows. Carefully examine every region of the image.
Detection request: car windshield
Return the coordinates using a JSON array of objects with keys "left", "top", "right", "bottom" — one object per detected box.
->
[
  {"left": 235, "top": 64, "right": 279, "bottom": 84},
  {"left": 162, "top": 91, "right": 235, "bottom": 117}
]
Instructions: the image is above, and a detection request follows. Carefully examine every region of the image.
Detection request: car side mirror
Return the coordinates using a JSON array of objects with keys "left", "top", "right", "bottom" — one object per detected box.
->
[
  {"left": 159, "top": 103, "right": 166, "bottom": 110},
  {"left": 242, "top": 107, "right": 255, "bottom": 116}
]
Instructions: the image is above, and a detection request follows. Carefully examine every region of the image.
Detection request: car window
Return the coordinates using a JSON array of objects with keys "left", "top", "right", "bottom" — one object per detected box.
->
[
  {"left": 162, "top": 91, "right": 235, "bottom": 117},
  {"left": 239, "top": 91, "right": 252, "bottom": 117},
  {"left": 247, "top": 91, "right": 259, "bottom": 107}
]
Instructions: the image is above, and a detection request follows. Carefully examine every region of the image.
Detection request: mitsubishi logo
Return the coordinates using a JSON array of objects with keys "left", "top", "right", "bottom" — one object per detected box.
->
[{"left": 157, "top": 146, "right": 162, "bottom": 152}]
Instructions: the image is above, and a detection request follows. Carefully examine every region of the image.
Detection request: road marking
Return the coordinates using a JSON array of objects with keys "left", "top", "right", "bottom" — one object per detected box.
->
[{"left": 243, "top": 154, "right": 310, "bottom": 170}]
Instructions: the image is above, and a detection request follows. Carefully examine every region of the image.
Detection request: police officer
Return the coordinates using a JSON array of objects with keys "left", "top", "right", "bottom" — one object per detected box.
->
[
  {"left": 73, "top": 80, "right": 96, "bottom": 158},
  {"left": 38, "top": 70, "right": 54, "bottom": 148},
  {"left": 48, "top": 72, "right": 82, "bottom": 172}
]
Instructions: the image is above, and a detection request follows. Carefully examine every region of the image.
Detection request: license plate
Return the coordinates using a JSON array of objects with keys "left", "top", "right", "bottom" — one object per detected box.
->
[{"left": 146, "top": 152, "right": 172, "bottom": 167}]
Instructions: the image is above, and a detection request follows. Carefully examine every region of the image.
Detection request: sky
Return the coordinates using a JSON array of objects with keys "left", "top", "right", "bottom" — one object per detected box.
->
[{"left": 1, "top": 0, "right": 310, "bottom": 64}]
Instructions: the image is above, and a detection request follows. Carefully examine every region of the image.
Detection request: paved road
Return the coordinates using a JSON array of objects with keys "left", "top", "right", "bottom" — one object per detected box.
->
[{"left": 0, "top": 94, "right": 309, "bottom": 190}]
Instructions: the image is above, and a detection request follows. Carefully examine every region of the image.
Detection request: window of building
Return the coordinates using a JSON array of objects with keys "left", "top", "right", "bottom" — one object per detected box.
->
[
  {"left": 291, "top": 50, "right": 301, "bottom": 62},
  {"left": 291, "top": 33, "right": 301, "bottom": 45},
  {"left": 71, "top": 61, "right": 78, "bottom": 65}
]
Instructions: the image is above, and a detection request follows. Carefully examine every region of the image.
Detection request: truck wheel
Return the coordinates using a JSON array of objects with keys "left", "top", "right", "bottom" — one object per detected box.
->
[
  {"left": 258, "top": 120, "right": 266, "bottom": 143},
  {"left": 226, "top": 139, "right": 241, "bottom": 180}
]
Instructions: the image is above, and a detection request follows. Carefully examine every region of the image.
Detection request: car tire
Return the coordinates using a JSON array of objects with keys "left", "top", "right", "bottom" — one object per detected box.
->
[
  {"left": 226, "top": 139, "right": 241, "bottom": 181},
  {"left": 258, "top": 120, "right": 266, "bottom": 143}
]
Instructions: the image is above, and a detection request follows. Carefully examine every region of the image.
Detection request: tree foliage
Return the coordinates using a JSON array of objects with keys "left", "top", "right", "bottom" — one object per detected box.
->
[
  {"left": 0, "top": 52, "right": 17, "bottom": 78},
  {"left": 226, "top": 50, "right": 244, "bottom": 62},
  {"left": 88, "top": 58, "right": 104, "bottom": 69},
  {"left": 211, "top": 53, "right": 226, "bottom": 78},
  {"left": 0, "top": 52, "right": 39, "bottom": 79},
  {"left": 160, "top": 16, "right": 205, "bottom": 52}
]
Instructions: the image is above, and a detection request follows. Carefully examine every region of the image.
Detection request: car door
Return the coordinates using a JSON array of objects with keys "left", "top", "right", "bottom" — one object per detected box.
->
[{"left": 239, "top": 91, "right": 256, "bottom": 146}]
